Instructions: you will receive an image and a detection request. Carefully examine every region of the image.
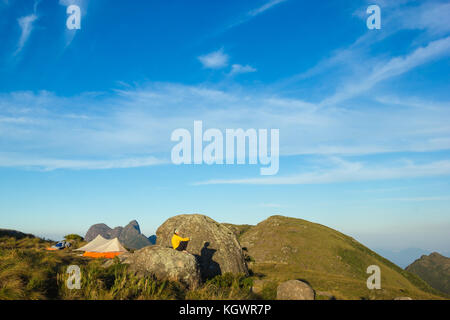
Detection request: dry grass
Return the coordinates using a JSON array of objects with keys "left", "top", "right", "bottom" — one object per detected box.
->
[
  {"left": 0, "top": 236, "right": 256, "bottom": 300},
  {"left": 186, "top": 273, "right": 254, "bottom": 300}
]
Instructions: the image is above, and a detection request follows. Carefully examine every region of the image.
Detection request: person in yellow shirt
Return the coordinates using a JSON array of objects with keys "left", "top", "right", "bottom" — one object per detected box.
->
[{"left": 171, "top": 229, "right": 190, "bottom": 252}]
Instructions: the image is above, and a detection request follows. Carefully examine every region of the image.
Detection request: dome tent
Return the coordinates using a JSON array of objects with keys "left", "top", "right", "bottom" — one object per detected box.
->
[{"left": 76, "top": 234, "right": 127, "bottom": 258}]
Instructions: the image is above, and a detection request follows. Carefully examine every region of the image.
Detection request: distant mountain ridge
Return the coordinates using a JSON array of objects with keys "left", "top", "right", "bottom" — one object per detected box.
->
[
  {"left": 406, "top": 252, "right": 450, "bottom": 295},
  {"left": 85, "top": 220, "right": 153, "bottom": 250}
]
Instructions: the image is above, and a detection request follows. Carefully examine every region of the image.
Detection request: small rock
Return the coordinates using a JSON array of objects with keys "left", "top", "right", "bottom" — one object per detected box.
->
[
  {"left": 394, "top": 297, "right": 413, "bottom": 300},
  {"left": 277, "top": 280, "right": 315, "bottom": 300}
]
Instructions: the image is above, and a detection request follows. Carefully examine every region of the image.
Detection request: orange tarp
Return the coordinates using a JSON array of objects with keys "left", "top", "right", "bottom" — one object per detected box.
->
[
  {"left": 83, "top": 251, "right": 123, "bottom": 259},
  {"left": 46, "top": 247, "right": 59, "bottom": 251}
]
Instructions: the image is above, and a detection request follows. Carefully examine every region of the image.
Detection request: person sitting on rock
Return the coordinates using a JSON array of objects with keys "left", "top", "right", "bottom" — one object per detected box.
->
[{"left": 172, "top": 228, "right": 190, "bottom": 253}]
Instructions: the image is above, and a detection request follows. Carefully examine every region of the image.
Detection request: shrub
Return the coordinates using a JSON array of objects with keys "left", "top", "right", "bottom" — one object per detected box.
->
[{"left": 64, "top": 234, "right": 84, "bottom": 242}]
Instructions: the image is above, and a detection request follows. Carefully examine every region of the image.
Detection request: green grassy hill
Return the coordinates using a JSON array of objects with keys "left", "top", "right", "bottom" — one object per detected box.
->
[
  {"left": 406, "top": 252, "right": 450, "bottom": 295},
  {"left": 232, "top": 215, "right": 446, "bottom": 300}
]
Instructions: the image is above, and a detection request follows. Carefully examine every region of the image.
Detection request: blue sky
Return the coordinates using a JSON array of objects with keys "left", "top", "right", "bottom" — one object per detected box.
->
[{"left": 0, "top": 0, "right": 449, "bottom": 255}]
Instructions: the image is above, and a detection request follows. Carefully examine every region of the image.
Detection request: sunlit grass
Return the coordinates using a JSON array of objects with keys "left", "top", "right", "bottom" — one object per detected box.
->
[{"left": 0, "top": 236, "right": 257, "bottom": 300}]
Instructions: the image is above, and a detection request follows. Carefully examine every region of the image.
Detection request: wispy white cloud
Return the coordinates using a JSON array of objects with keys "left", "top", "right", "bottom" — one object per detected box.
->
[
  {"left": 14, "top": 13, "right": 37, "bottom": 55},
  {"left": 59, "top": 0, "right": 76, "bottom": 5},
  {"left": 321, "top": 36, "right": 450, "bottom": 105},
  {"left": 0, "top": 153, "right": 165, "bottom": 171},
  {"left": 0, "top": 81, "right": 449, "bottom": 170},
  {"left": 228, "top": 64, "right": 257, "bottom": 76},
  {"left": 195, "top": 158, "right": 450, "bottom": 185},
  {"left": 375, "top": 95, "right": 450, "bottom": 111},
  {"left": 259, "top": 203, "right": 282, "bottom": 208},
  {"left": 248, "top": 0, "right": 287, "bottom": 17},
  {"left": 378, "top": 196, "right": 450, "bottom": 202},
  {"left": 389, "top": 1, "right": 450, "bottom": 36},
  {"left": 13, "top": 0, "right": 42, "bottom": 56},
  {"left": 280, "top": 1, "right": 450, "bottom": 95},
  {"left": 198, "top": 49, "right": 229, "bottom": 69},
  {"left": 222, "top": 0, "right": 288, "bottom": 33}
]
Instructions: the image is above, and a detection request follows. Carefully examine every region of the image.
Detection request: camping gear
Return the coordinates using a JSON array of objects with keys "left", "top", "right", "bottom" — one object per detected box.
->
[
  {"left": 46, "top": 240, "right": 71, "bottom": 251},
  {"left": 75, "top": 234, "right": 127, "bottom": 258}
]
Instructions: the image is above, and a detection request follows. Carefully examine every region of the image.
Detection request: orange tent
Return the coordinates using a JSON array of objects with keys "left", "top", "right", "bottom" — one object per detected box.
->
[{"left": 82, "top": 251, "right": 123, "bottom": 259}]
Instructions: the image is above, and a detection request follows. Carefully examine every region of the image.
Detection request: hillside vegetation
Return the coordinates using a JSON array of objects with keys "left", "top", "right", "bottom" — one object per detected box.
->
[
  {"left": 406, "top": 252, "right": 450, "bottom": 295},
  {"left": 235, "top": 215, "right": 446, "bottom": 300},
  {"left": 0, "top": 234, "right": 253, "bottom": 300}
]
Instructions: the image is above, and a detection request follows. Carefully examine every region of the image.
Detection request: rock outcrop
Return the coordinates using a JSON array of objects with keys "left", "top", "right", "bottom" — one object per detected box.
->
[
  {"left": 85, "top": 220, "right": 152, "bottom": 250},
  {"left": 276, "top": 280, "right": 315, "bottom": 300},
  {"left": 121, "top": 245, "right": 201, "bottom": 288},
  {"left": 156, "top": 214, "right": 248, "bottom": 279},
  {"left": 118, "top": 220, "right": 152, "bottom": 250},
  {"left": 85, "top": 223, "right": 121, "bottom": 242}
]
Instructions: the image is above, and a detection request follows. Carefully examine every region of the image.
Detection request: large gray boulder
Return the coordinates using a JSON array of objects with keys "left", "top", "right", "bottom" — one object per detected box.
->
[
  {"left": 156, "top": 214, "right": 248, "bottom": 280},
  {"left": 276, "top": 280, "right": 315, "bottom": 300},
  {"left": 121, "top": 245, "right": 201, "bottom": 289},
  {"left": 85, "top": 220, "right": 152, "bottom": 250}
]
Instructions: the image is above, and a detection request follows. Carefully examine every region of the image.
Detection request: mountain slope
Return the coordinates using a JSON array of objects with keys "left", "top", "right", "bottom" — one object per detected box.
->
[
  {"left": 230, "top": 215, "right": 445, "bottom": 300},
  {"left": 406, "top": 252, "right": 450, "bottom": 295}
]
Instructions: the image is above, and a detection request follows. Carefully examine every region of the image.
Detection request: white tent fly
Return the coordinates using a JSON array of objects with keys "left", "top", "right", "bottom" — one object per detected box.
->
[
  {"left": 76, "top": 234, "right": 127, "bottom": 258},
  {"left": 75, "top": 234, "right": 109, "bottom": 251},
  {"left": 94, "top": 238, "right": 127, "bottom": 253}
]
